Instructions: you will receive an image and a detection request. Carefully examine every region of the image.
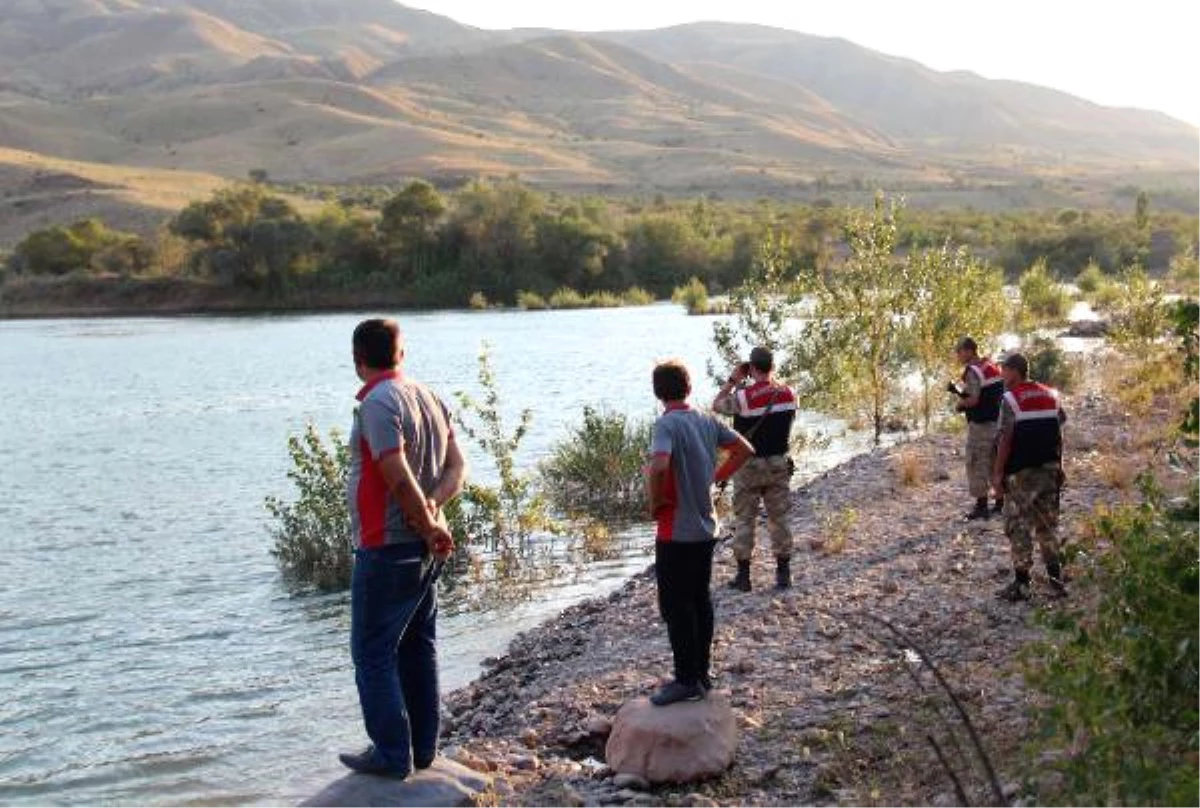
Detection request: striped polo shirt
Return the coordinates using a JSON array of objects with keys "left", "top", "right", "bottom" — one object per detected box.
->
[{"left": 347, "top": 370, "right": 454, "bottom": 550}]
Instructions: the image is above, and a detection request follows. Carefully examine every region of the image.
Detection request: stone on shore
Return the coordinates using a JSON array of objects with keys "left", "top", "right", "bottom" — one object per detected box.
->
[
  {"left": 300, "top": 757, "right": 492, "bottom": 807},
  {"left": 1065, "top": 319, "right": 1109, "bottom": 337},
  {"left": 605, "top": 691, "right": 737, "bottom": 784}
]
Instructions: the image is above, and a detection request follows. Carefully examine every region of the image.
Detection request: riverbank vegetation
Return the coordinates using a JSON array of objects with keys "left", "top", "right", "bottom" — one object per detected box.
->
[
  {"left": 268, "top": 344, "right": 652, "bottom": 601},
  {"left": 3, "top": 175, "right": 1196, "bottom": 315}
]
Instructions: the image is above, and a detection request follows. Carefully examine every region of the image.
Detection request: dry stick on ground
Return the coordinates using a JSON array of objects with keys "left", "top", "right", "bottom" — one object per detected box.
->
[
  {"left": 856, "top": 610, "right": 1006, "bottom": 807},
  {"left": 928, "top": 733, "right": 972, "bottom": 807},
  {"left": 838, "top": 609, "right": 981, "bottom": 804},
  {"left": 808, "top": 604, "right": 1005, "bottom": 805}
]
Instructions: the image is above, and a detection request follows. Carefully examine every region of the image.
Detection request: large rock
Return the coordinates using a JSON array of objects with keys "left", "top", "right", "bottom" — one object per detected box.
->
[
  {"left": 605, "top": 691, "right": 737, "bottom": 784},
  {"left": 300, "top": 757, "right": 492, "bottom": 807},
  {"left": 1065, "top": 319, "right": 1109, "bottom": 338}
]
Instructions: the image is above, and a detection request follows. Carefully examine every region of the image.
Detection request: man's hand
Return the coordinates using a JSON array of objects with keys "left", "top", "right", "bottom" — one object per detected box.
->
[
  {"left": 424, "top": 497, "right": 454, "bottom": 560},
  {"left": 991, "top": 472, "right": 1005, "bottom": 497}
]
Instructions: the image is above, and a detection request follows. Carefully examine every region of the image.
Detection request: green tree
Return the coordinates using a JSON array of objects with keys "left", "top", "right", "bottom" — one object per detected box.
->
[
  {"left": 908, "top": 244, "right": 1008, "bottom": 428},
  {"left": 533, "top": 210, "right": 618, "bottom": 292},
  {"left": 793, "top": 194, "right": 916, "bottom": 445},
  {"left": 11, "top": 219, "right": 145, "bottom": 276},
  {"left": 379, "top": 180, "right": 447, "bottom": 278},
  {"left": 710, "top": 228, "right": 801, "bottom": 382}
]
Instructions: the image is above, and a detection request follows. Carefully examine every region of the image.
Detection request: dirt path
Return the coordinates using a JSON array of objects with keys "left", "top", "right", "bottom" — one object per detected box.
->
[{"left": 437, "top": 376, "right": 1175, "bottom": 806}]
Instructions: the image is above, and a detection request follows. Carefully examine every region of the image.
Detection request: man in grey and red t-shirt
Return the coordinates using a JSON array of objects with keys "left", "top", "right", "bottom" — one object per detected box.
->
[
  {"left": 340, "top": 318, "right": 466, "bottom": 778},
  {"left": 645, "top": 360, "right": 753, "bottom": 706}
]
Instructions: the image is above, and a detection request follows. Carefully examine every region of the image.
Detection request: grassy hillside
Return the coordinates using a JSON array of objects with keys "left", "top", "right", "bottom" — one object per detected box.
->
[{"left": 0, "top": 0, "right": 1195, "bottom": 205}]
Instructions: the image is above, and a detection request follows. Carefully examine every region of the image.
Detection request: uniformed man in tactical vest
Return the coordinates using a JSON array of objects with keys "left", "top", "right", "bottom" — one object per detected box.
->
[
  {"left": 713, "top": 347, "right": 798, "bottom": 592},
  {"left": 948, "top": 336, "right": 1005, "bottom": 520},
  {"left": 992, "top": 352, "right": 1068, "bottom": 602}
]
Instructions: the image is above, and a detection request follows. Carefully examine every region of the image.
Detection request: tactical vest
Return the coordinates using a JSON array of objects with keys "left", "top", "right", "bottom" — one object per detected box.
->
[
  {"left": 962, "top": 359, "right": 1003, "bottom": 423},
  {"left": 1003, "top": 381, "right": 1063, "bottom": 474},
  {"left": 732, "top": 381, "right": 797, "bottom": 457}
]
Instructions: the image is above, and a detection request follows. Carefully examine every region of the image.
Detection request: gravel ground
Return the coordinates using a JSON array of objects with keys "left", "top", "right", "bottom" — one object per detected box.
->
[{"left": 435, "top": 370, "right": 1191, "bottom": 807}]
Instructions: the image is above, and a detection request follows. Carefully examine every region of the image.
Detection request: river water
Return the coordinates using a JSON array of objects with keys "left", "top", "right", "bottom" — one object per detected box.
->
[{"left": 0, "top": 305, "right": 873, "bottom": 805}]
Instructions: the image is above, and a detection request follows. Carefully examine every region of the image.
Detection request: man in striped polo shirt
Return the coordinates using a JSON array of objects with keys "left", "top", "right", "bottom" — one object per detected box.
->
[
  {"left": 992, "top": 352, "right": 1068, "bottom": 602},
  {"left": 645, "top": 360, "right": 753, "bottom": 706},
  {"left": 340, "top": 318, "right": 466, "bottom": 777}
]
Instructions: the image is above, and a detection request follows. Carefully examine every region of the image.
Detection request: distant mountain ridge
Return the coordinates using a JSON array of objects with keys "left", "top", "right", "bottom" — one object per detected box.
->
[{"left": 0, "top": 0, "right": 1195, "bottom": 198}]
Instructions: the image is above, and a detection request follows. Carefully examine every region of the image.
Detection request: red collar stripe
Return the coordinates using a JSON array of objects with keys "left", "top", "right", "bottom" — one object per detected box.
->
[{"left": 356, "top": 369, "right": 402, "bottom": 401}]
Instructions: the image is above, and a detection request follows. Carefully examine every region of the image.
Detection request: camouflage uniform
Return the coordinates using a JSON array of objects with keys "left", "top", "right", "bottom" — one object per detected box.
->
[
  {"left": 961, "top": 362, "right": 999, "bottom": 499},
  {"left": 1003, "top": 464, "right": 1061, "bottom": 574},
  {"left": 966, "top": 424, "right": 998, "bottom": 499},
  {"left": 732, "top": 456, "right": 793, "bottom": 561}
]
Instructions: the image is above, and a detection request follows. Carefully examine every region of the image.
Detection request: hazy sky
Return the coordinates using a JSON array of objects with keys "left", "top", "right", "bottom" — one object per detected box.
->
[{"left": 404, "top": 0, "right": 1198, "bottom": 127}]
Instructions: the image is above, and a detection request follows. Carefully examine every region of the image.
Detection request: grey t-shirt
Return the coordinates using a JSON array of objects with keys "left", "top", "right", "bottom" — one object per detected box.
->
[
  {"left": 650, "top": 405, "right": 740, "bottom": 543},
  {"left": 347, "top": 371, "right": 454, "bottom": 550}
]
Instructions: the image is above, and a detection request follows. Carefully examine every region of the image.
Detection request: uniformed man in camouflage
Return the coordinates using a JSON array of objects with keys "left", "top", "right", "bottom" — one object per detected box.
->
[
  {"left": 948, "top": 337, "right": 1004, "bottom": 520},
  {"left": 713, "top": 347, "right": 798, "bottom": 592},
  {"left": 992, "top": 353, "right": 1068, "bottom": 602}
]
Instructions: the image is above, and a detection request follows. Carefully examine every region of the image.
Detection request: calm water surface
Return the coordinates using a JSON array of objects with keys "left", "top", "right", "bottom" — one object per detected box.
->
[{"left": 0, "top": 305, "right": 868, "bottom": 805}]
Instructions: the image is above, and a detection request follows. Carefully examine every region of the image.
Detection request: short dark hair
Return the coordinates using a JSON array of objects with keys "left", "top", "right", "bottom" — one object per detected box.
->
[
  {"left": 1001, "top": 352, "right": 1029, "bottom": 378},
  {"left": 749, "top": 346, "right": 774, "bottom": 372},
  {"left": 652, "top": 360, "right": 691, "bottom": 402},
  {"left": 352, "top": 318, "right": 403, "bottom": 369},
  {"left": 956, "top": 336, "right": 978, "bottom": 353}
]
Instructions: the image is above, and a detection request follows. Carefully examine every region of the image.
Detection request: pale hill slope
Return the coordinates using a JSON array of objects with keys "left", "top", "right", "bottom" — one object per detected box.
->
[{"left": 0, "top": 0, "right": 1194, "bottom": 203}]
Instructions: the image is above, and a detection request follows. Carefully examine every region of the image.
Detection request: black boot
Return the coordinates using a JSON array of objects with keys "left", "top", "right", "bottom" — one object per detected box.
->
[
  {"left": 729, "top": 560, "right": 751, "bottom": 592},
  {"left": 996, "top": 570, "right": 1031, "bottom": 602},
  {"left": 1045, "top": 557, "right": 1067, "bottom": 598},
  {"left": 992, "top": 497, "right": 1005, "bottom": 514},
  {"left": 965, "top": 497, "right": 990, "bottom": 520},
  {"left": 775, "top": 556, "right": 791, "bottom": 590}
]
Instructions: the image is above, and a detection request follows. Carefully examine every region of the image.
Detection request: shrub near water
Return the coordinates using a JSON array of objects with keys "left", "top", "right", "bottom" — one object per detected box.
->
[
  {"left": 539, "top": 407, "right": 653, "bottom": 520},
  {"left": 672, "top": 277, "right": 710, "bottom": 314},
  {"left": 1017, "top": 259, "right": 1071, "bottom": 325},
  {"left": 1025, "top": 336, "right": 1079, "bottom": 393},
  {"left": 265, "top": 423, "right": 351, "bottom": 592}
]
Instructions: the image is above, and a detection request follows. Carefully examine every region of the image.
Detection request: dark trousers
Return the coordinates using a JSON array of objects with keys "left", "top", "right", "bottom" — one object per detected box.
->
[
  {"left": 350, "top": 544, "right": 440, "bottom": 773},
  {"left": 655, "top": 539, "right": 716, "bottom": 686}
]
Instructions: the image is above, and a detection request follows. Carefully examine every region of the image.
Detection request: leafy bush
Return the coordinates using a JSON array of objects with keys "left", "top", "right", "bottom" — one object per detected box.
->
[
  {"left": 1088, "top": 279, "right": 1124, "bottom": 312},
  {"left": 516, "top": 290, "right": 548, "bottom": 310},
  {"left": 1168, "top": 246, "right": 1198, "bottom": 297},
  {"left": 1074, "top": 261, "right": 1105, "bottom": 295},
  {"left": 621, "top": 286, "right": 655, "bottom": 306},
  {"left": 1110, "top": 266, "right": 1170, "bottom": 353},
  {"left": 672, "top": 276, "right": 710, "bottom": 314},
  {"left": 539, "top": 407, "right": 653, "bottom": 520},
  {"left": 585, "top": 290, "right": 622, "bottom": 308},
  {"left": 468, "top": 291, "right": 489, "bottom": 310},
  {"left": 1018, "top": 259, "right": 1071, "bottom": 325},
  {"left": 11, "top": 219, "right": 150, "bottom": 276},
  {"left": 1025, "top": 479, "right": 1198, "bottom": 806},
  {"left": 265, "top": 424, "right": 351, "bottom": 591},
  {"left": 266, "top": 346, "right": 563, "bottom": 596},
  {"left": 452, "top": 344, "right": 559, "bottom": 548},
  {"left": 1025, "top": 336, "right": 1079, "bottom": 393},
  {"left": 547, "top": 287, "right": 587, "bottom": 309}
]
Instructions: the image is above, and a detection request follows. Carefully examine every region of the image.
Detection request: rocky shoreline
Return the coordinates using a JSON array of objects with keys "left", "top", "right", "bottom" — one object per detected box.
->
[{"left": 427, "top": 364, "right": 1183, "bottom": 807}]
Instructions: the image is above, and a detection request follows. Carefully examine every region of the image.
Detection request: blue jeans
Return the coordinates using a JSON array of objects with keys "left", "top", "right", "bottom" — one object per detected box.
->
[{"left": 350, "top": 543, "right": 439, "bottom": 773}]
